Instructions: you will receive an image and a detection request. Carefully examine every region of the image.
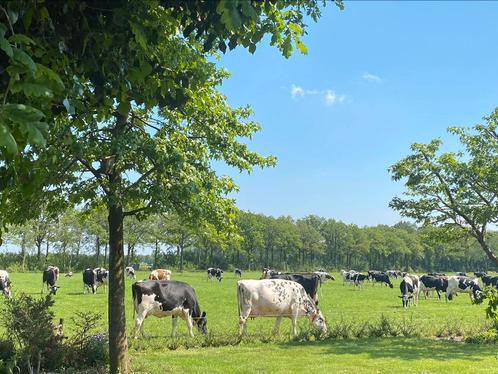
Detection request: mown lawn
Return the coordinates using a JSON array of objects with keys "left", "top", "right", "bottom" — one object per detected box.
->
[{"left": 5, "top": 271, "right": 497, "bottom": 373}]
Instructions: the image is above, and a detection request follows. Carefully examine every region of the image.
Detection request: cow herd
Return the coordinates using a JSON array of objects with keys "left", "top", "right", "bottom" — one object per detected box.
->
[{"left": 0, "top": 265, "right": 494, "bottom": 338}]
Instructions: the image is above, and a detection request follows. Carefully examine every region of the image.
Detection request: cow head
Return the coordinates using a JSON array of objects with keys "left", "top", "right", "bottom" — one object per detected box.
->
[
  {"left": 195, "top": 311, "right": 207, "bottom": 334},
  {"left": 388, "top": 282, "right": 394, "bottom": 289},
  {"left": 310, "top": 309, "right": 327, "bottom": 334},
  {"left": 0, "top": 279, "right": 11, "bottom": 299},
  {"left": 472, "top": 284, "right": 484, "bottom": 302},
  {"left": 49, "top": 285, "right": 60, "bottom": 295},
  {"left": 398, "top": 294, "right": 413, "bottom": 308}
]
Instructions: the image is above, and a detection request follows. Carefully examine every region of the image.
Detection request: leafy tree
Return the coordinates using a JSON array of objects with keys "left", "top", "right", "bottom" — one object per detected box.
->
[
  {"left": 390, "top": 109, "right": 498, "bottom": 267},
  {"left": 0, "top": 2, "right": 343, "bottom": 372}
]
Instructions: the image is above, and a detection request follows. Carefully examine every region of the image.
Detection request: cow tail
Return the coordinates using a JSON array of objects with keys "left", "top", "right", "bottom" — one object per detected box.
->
[
  {"left": 131, "top": 284, "right": 137, "bottom": 319},
  {"left": 236, "top": 282, "right": 242, "bottom": 319}
]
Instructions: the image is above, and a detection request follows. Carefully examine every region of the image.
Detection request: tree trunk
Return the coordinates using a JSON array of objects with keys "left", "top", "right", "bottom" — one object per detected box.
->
[
  {"left": 21, "top": 233, "right": 26, "bottom": 271},
  {"left": 179, "top": 244, "right": 184, "bottom": 272},
  {"left": 36, "top": 237, "right": 42, "bottom": 261},
  {"left": 45, "top": 239, "right": 49, "bottom": 258},
  {"left": 126, "top": 243, "right": 131, "bottom": 265},
  {"left": 96, "top": 236, "right": 101, "bottom": 267},
  {"left": 104, "top": 243, "right": 108, "bottom": 267},
  {"left": 154, "top": 239, "right": 159, "bottom": 268},
  {"left": 476, "top": 235, "right": 498, "bottom": 266},
  {"left": 108, "top": 202, "right": 129, "bottom": 374}
]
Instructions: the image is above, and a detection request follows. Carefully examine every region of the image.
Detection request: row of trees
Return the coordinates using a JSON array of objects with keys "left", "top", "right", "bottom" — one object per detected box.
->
[{"left": 2, "top": 208, "right": 495, "bottom": 273}]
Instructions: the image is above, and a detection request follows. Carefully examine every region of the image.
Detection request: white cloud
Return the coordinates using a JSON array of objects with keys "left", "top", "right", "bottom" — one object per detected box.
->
[
  {"left": 290, "top": 84, "right": 346, "bottom": 106},
  {"left": 324, "top": 90, "right": 346, "bottom": 106},
  {"left": 362, "top": 72, "right": 382, "bottom": 83}
]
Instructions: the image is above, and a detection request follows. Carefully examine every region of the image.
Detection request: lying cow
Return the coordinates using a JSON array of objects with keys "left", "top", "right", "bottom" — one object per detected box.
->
[
  {"left": 399, "top": 274, "right": 420, "bottom": 308},
  {"left": 269, "top": 273, "right": 321, "bottom": 302},
  {"left": 42, "top": 267, "right": 60, "bottom": 295},
  {"left": 207, "top": 268, "right": 223, "bottom": 282},
  {"left": 234, "top": 268, "right": 242, "bottom": 277},
  {"left": 149, "top": 269, "right": 172, "bottom": 281},
  {"left": 371, "top": 273, "right": 393, "bottom": 288},
  {"left": 419, "top": 275, "right": 447, "bottom": 300},
  {"left": 446, "top": 276, "right": 482, "bottom": 302},
  {"left": 126, "top": 266, "right": 136, "bottom": 279},
  {"left": 132, "top": 280, "right": 207, "bottom": 338},
  {"left": 0, "top": 270, "right": 12, "bottom": 299},
  {"left": 237, "top": 279, "right": 327, "bottom": 336}
]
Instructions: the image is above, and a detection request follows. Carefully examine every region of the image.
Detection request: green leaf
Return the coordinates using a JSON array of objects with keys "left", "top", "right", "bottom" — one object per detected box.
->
[
  {"left": 117, "top": 100, "right": 130, "bottom": 116},
  {"left": 63, "top": 98, "right": 75, "bottom": 115},
  {"left": 3, "top": 104, "right": 45, "bottom": 123},
  {"left": 0, "top": 34, "right": 13, "bottom": 57},
  {"left": 12, "top": 48, "right": 36, "bottom": 73},
  {"left": 36, "top": 64, "right": 65, "bottom": 90},
  {"left": 8, "top": 34, "right": 35, "bottom": 45},
  {"left": 0, "top": 124, "right": 18, "bottom": 154},
  {"left": 25, "top": 122, "right": 47, "bottom": 147},
  {"left": 20, "top": 83, "right": 53, "bottom": 98},
  {"left": 129, "top": 21, "right": 147, "bottom": 50}
]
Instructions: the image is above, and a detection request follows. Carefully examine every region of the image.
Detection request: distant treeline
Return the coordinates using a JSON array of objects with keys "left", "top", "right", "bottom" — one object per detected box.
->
[{"left": 1, "top": 209, "right": 497, "bottom": 273}]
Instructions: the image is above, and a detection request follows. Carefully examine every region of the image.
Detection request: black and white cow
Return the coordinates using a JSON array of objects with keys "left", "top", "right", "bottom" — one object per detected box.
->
[
  {"left": 132, "top": 280, "right": 207, "bottom": 338},
  {"left": 353, "top": 273, "right": 369, "bottom": 288},
  {"left": 64, "top": 272, "right": 73, "bottom": 278},
  {"left": 455, "top": 272, "right": 467, "bottom": 277},
  {"left": 0, "top": 270, "right": 12, "bottom": 299},
  {"left": 207, "top": 268, "right": 223, "bottom": 282},
  {"left": 125, "top": 266, "right": 136, "bottom": 279},
  {"left": 313, "top": 271, "right": 335, "bottom": 282},
  {"left": 419, "top": 275, "right": 447, "bottom": 300},
  {"left": 261, "top": 268, "right": 282, "bottom": 279},
  {"left": 47, "top": 265, "right": 60, "bottom": 280},
  {"left": 340, "top": 270, "right": 357, "bottom": 285},
  {"left": 386, "top": 270, "right": 401, "bottom": 279},
  {"left": 367, "top": 270, "right": 383, "bottom": 282},
  {"left": 269, "top": 273, "right": 321, "bottom": 302},
  {"left": 371, "top": 273, "right": 393, "bottom": 288},
  {"left": 234, "top": 268, "right": 242, "bottom": 277},
  {"left": 481, "top": 275, "right": 498, "bottom": 288},
  {"left": 474, "top": 271, "right": 487, "bottom": 278},
  {"left": 399, "top": 275, "right": 420, "bottom": 308},
  {"left": 42, "top": 267, "right": 60, "bottom": 295},
  {"left": 83, "top": 268, "right": 108, "bottom": 294},
  {"left": 446, "top": 276, "right": 482, "bottom": 302},
  {"left": 237, "top": 279, "right": 327, "bottom": 336},
  {"left": 428, "top": 272, "right": 446, "bottom": 277}
]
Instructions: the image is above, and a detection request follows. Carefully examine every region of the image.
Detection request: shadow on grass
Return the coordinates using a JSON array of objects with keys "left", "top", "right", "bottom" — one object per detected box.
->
[{"left": 280, "top": 337, "right": 498, "bottom": 362}]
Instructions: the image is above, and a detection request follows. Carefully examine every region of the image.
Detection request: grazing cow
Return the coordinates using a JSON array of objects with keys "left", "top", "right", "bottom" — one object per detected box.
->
[
  {"left": 95, "top": 267, "right": 109, "bottom": 289},
  {"left": 47, "top": 266, "right": 60, "bottom": 280},
  {"left": 353, "top": 273, "right": 369, "bottom": 288},
  {"left": 234, "top": 268, "right": 242, "bottom": 277},
  {"left": 269, "top": 273, "right": 321, "bottom": 302},
  {"left": 399, "top": 275, "right": 420, "bottom": 308},
  {"left": 313, "top": 271, "right": 335, "bottom": 282},
  {"left": 474, "top": 271, "right": 487, "bottom": 278},
  {"left": 126, "top": 266, "right": 136, "bottom": 279},
  {"left": 446, "top": 276, "right": 482, "bottom": 302},
  {"left": 148, "top": 269, "right": 172, "bottom": 281},
  {"left": 386, "top": 270, "right": 400, "bottom": 279},
  {"left": 340, "top": 270, "right": 357, "bottom": 285},
  {"left": 132, "top": 280, "right": 207, "bottom": 338},
  {"left": 42, "top": 267, "right": 60, "bottom": 295},
  {"left": 207, "top": 268, "right": 223, "bottom": 282},
  {"left": 367, "top": 270, "right": 383, "bottom": 281},
  {"left": 261, "top": 268, "right": 282, "bottom": 279},
  {"left": 64, "top": 272, "right": 73, "bottom": 278},
  {"left": 455, "top": 272, "right": 467, "bottom": 277},
  {"left": 481, "top": 275, "right": 498, "bottom": 287},
  {"left": 0, "top": 270, "right": 12, "bottom": 299},
  {"left": 419, "top": 275, "right": 447, "bottom": 300},
  {"left": 237, "top": 279, "right": 327, "bottom": 336},
  {"left": 371, "top": 273, "right": 393, "bottom": 288}
]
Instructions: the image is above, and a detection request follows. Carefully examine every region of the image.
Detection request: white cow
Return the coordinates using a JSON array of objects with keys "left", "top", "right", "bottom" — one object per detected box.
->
[
  {"left": 340, "top": 270, "right": 357, "bottom": 286},
  {"left": 237, "top": 279, "right": 327, "bottom": 336},
  {"left": 399, "top": 274, "right": 420, "bottom": 308},
  {"left": 446, "top": 276, "right": 482, "bottom": 302}
]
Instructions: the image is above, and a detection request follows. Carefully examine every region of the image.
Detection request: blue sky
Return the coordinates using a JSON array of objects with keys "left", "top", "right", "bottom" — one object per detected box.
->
[{"left": 214, "top": 1, "right": 498, "bottom": 226}]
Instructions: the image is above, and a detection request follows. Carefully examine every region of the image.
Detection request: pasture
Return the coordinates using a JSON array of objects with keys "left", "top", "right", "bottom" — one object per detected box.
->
[{"left": 7, "top": 271, "right": 498, "bottom": 373}]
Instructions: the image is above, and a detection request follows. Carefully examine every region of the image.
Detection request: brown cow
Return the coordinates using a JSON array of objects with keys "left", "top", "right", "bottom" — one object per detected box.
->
[{"left": 148, "top": 269, "right": 172, "bottom": 281}]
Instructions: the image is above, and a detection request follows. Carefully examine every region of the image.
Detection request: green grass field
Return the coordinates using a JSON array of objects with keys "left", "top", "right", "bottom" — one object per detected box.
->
[{"left": 8, "top": 271, "right": 498, "bottom": 373}]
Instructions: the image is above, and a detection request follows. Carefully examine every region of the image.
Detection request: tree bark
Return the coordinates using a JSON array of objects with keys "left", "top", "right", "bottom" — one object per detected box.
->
[
  {"left": 96, "top": 236, "right": 101, "bottom": 267},
  {"left": 154, "top": 239, "right": 159, "bottom": 268},
  {"left": 45, "top": 239, "right": 49, "bottom": 258},
  {"left": 108, "top": 201, "right": 129, "bottom": 374}
]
